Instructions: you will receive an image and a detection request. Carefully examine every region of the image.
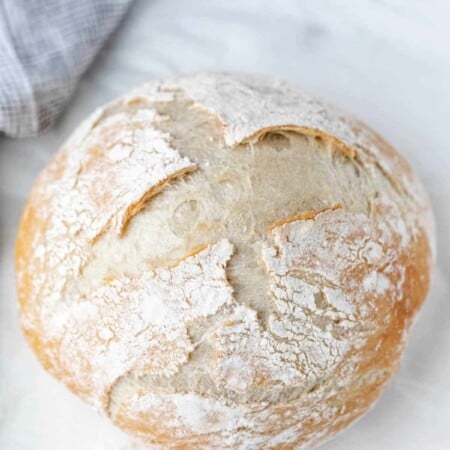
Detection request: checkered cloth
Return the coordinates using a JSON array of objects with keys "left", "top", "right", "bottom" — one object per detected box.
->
[{"left": 0, "top": 0, "right": 132, "bottom": 138}]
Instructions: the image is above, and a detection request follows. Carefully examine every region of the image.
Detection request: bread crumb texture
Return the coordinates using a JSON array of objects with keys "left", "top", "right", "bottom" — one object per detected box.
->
[{"left": 16, "top": 73, "right": 433, "bottom": 449}]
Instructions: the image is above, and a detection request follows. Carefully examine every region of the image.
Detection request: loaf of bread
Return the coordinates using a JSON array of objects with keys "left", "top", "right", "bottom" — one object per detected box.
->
[{"left": 16, "top": 73, "right": 434, "bottom": 449}]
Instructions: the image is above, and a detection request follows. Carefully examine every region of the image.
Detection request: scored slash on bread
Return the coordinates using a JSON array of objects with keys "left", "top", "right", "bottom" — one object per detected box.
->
[{"left": 267, "top": 203, "right": 343, "bottom": 232}]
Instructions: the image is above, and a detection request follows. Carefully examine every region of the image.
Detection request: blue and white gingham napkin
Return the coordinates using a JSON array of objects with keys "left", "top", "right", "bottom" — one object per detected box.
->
[{"left": 0, "top": 0, "right": 132, "bottom": 138}]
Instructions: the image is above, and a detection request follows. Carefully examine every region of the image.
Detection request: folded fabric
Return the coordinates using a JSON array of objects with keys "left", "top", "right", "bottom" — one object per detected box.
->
[{"left": 0, "top": 0, "right": 132, "bottom": 138}]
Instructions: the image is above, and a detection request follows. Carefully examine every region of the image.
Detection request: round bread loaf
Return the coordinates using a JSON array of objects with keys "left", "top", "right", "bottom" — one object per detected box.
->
[{"left": 16, "top": 73, "right": 434, "bottom": 449}]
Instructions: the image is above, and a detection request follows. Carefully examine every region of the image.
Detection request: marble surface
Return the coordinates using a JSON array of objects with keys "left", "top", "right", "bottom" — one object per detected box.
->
[{"left": 1, "top": 1, "right": 449, "bottom": 448}]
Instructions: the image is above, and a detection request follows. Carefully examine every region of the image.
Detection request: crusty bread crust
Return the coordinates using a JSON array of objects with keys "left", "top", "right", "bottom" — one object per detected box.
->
[{"left": 16, "top": 73, "right": 433, "bottom": 449}]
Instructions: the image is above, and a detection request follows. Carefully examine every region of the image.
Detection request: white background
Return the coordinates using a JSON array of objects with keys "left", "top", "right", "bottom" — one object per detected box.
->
[{"left": 1, "top": 1, "right": 449, "bottom": 448}]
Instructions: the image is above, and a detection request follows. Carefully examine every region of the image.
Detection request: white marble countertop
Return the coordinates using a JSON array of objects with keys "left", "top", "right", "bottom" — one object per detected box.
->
[{"left": 1, "top": 1, "right": 449, "bottom": 448}]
